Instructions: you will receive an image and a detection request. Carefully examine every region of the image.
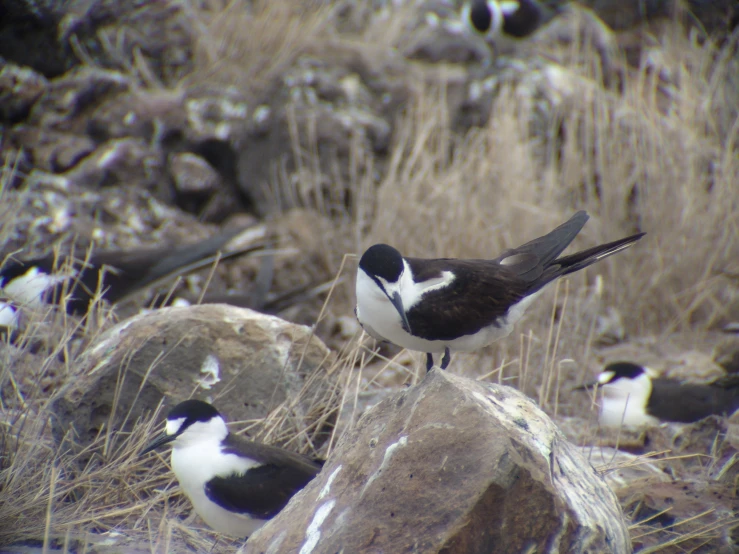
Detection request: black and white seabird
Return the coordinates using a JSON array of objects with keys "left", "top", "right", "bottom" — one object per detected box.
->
[
  {"left": 0, "top": 300, "right": 20, "bottom": 338},
  {"left": 355, "top": 211, "right": 645, "bottom": 371},
  {"left": 141, "top": 399, "right": 322, "bottom": 538},
  {"left": 0, "top": 226, "right": 264, "bottom": 315},
  {"left": 463, "top": 0, "right": 554, "bottom": 39},
  {"left": 575, "top": 361, "right": 739, "bottom": 428}
]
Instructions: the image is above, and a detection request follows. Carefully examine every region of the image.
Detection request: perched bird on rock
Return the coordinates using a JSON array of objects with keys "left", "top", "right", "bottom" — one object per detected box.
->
[{"left": 356, "top": 211, "right": 644, "bottom": 371}]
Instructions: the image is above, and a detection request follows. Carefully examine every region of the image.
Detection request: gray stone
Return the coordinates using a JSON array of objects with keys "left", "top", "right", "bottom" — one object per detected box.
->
[
  {"left": 51, "top": 304, "right": 337, "bottom": 453},
  {"left": 12, "top": 126, "right": 96, "bottom": 172},
  {"left": 0, "top": 63, "right": 48, "bottom": 121},
  {"left": 62, "top": 138, "right": 169, "bottom": 199},
  {"left": 246, "top": 370, "right": 632, "bottom": 554},
  {"left": 169, "top": 152, "right": 222, "bottom": 195}
]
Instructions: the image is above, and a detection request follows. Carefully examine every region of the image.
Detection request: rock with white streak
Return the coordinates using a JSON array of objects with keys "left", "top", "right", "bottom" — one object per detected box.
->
[
  {"left": 51, "top": 304, "right": 336, "bottom": 453},
  {"left": 246, "top": 370, "right": 632, "bottom": 554}
]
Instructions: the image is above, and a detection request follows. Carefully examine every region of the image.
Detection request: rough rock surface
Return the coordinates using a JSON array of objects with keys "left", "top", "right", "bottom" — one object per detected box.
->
[
  {"left": 246, "top": 370, "right": 631, "bottom": 554},
  {"left": 51, "top": 304, "right": 336, "bottom": 452}
]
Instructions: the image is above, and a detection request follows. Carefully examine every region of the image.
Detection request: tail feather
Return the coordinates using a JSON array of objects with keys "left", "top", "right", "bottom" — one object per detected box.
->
[
  {"left": 111, "top": 225, "right": 269, "bottom": 303},
  {"left": 140, "top": 227, "right": 266, "bottom": 291},
  {"left": 554, "top": 232, "right": 646, "bottom": 278},
  {"left": 510, "top": 210, "right": 590, "bottom": 268}
]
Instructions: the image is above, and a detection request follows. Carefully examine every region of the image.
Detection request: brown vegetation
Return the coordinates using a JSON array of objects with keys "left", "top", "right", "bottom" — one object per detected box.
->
[{"left": 1, "top": 0, "right": 738, "bottom": 551}]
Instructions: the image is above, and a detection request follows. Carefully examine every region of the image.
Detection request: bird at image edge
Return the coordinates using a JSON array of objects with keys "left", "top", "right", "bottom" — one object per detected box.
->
[
  {"left": 462, "top": 0, "right": 562, "bottom": 40},
  {"left": 575, "top": 361, "right": 739, "bottom": 428},
  {"left": 0, "top": 225, "right": 264, "bottom": 315}
]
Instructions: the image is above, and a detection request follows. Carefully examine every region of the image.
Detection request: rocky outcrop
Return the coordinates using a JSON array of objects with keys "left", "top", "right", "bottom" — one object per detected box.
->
[
  {"left": 51, "top": 304, "right": 337, "bottom": 453},
  {"left": 246, "top": 369, "right": 631, "bottom": 554}
]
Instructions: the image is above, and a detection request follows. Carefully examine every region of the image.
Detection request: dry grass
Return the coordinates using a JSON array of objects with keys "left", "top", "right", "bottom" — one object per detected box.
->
[
  {"left": 182, "top": 0, "right": 336, "bottom": 96},
  {"left": 1, "top": 1, "right": 738, "bottom": 552},
  {"left": 0, "top": 256, "right": 357, "bottom": 549},
  {"left": 359, "top": 21, "right": 739, "bottom": 398}
]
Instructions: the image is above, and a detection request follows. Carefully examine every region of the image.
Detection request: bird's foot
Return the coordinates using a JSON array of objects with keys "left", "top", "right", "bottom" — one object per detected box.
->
[
  {"left": 426, "top": 352, "right": 434, "bottom": 372},
  {"left": 440, "top": 347, "right": 451, "bottom": 370}
]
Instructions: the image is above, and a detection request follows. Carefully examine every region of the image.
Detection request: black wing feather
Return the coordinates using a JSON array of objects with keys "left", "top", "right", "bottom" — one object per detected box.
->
[
  {"left": 405, "top": 259, "right": 529, "bottom": 341},
  {"left": 1, "top": 226, "right": 263, "bottom": 314},
  {"left": 403, "top": 212, "right": 644, "bottom": 342},
  {"left": 647, "top": 379, "right": 739, "bottom": 422},
  {"left": 205, "top": 434, "right": 322, "bottom": 518},
  {"left": 205, "top": 462, "right": 318, "bottom": 518}
]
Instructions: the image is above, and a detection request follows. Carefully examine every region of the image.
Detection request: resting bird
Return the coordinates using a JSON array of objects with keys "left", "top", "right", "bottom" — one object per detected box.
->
[
  {"left": 141, "top": 399, "right": 323, "bottom": 537},
  {"left": 0, "top": 225, "right": 265, "bottom": 315},
  {"left": 575, "top": 361, "right": 739, "bottom": 427}
]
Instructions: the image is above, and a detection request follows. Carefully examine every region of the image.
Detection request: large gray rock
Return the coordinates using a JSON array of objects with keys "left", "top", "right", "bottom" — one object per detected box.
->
[
  {"left": 246, "top": 370, "right": 631, "bottom": 554},
  {"left": 51, "top": 304, "right": 336, "bottom": 452}
]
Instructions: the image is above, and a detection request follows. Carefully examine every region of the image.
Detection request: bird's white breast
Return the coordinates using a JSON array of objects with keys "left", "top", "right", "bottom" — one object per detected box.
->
[
  {"left": 598, "top": 374, "right": 658, "bottom": 428},
  {"left": 600, "top": 394, "right": 659, "bottom": 428},
  {"left": 356, "top": 266, "right": 544, "bottom": 354},
  {"left": 0, "top": 301, "right": 19, "bottom": 329},
  {"left": 2, "top": 267, "right": 70, "bottom": 307},
  {"left": 355, "top": 268, "right": 410, "bottom": 343},
  {"left": 171, "top": 440, "right": 266, "bottom": 537}
]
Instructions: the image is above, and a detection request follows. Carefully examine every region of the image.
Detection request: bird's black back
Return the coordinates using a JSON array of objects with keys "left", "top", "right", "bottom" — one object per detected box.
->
[
  {"left": 205, "top": 434, "right": 322, "bottom": 519},
  {"left": 647, "top": 378, "right": 739, "bottom": 423},
  {"left": 500, "top": 0, "right": 543, "bottom": 37},
  {"left": 402, "top": 211, "right": 644, "bottom": 341},
  {"left": 404, "top": 257, "right": 530, "bottom": 341}
]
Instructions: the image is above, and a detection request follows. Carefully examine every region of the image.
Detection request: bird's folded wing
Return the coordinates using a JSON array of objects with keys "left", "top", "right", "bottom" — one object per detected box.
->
[{"left": 204, "top": 463, "right": 317, "bottom": 519}]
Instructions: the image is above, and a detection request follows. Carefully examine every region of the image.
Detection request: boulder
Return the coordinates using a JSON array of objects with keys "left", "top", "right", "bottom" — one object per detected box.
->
[
  {"left": 51, "top": 304, "right": 336, "bottom": 452},
  {"left": 246, "top": 370, "right": 631, "bottom": 554}
]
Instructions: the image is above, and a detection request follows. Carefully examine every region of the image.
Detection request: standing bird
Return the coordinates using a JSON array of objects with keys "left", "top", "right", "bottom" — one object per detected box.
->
[
  {"left": 141, "top": 399, "right": 322, "bottom": 538},
  {"left": 0, "top": 225, "right": 265, "bottom": 315},
  {"left": 355, "top": 211, "right": 644, "bottom": 371},
  {"left": 462, "top": 0, "right": 556, "bottom": 39},
  {"left": 575, "top": 361, "right": 739, "bottom": 428},
  {"left": 461, "top": 1, "right": 620, "bottom": 87}
]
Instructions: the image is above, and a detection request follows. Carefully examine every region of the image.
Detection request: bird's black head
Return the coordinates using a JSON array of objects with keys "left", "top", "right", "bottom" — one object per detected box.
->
[
  {"left": 601, "top": 361, "right": 646, "bottom": 384},
  {"left": 141, "top": 399, "right": 222, "bottom": 456},
  {"left": 468, "top": 0, "right": 494, "bottom": 34},
  {"left": 465, "top": 0, "right": 545, "bottom": 39},
  {"left": 500, "top": 0, "right": 542, "bottom": 38},
  {"left": 168, "top": 399, "right": 221, "bottom": 428},
  {"left": 359, "top": 244, "right": 404, "bottom": 283},
  {"left": 0, "top": 260, "right": 33, "bottom": 285}
]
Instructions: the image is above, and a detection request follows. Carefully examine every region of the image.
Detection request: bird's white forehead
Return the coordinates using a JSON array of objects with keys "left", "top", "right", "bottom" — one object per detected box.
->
[
  {"left": 166, "top": 417, "right": 187, "bottom": 436},
  {"left": 598, "top": 370, "right": 615, "bottom": 384},
  {"left": 643, "top": 366, "right": 659, "bottom": 378},
  {"left": 500, "top": 1, "right": 520, "bottom": 16},
  {"left": 3, "top": 266, "right": 71, "bottom": 306}
]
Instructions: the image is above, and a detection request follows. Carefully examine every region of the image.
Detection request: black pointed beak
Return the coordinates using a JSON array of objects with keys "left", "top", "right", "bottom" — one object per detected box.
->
[
  {"left": 572, "top": 381, "right": 598, "bottom": 391},
  {"left": 140, "top": 433, "right": 176, "bottom": 457},
  {"left": 389, "top": 291, "right": 411, "bottom": 334}
]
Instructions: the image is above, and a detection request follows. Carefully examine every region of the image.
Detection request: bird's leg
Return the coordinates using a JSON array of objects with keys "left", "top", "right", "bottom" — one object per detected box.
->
[
  {"left": 426, "top": 353, "right": 434, "bottom": 372},
  {"left": 440, "top": 347, "right": 451, "bottom": 370}
]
